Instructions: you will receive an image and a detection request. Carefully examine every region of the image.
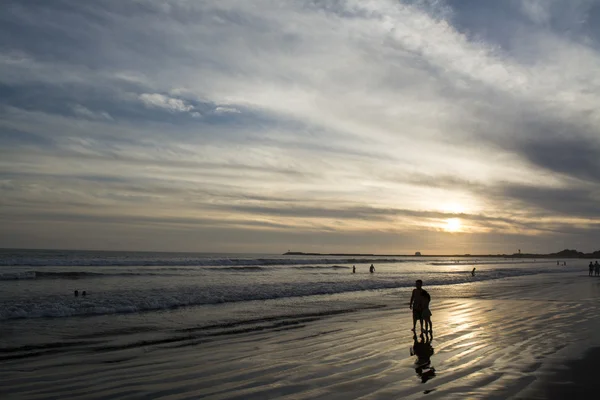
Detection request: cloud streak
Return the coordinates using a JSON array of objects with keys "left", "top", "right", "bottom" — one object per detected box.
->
[{"left": 1, "top": 0, "right": 600, "bottom": 253}]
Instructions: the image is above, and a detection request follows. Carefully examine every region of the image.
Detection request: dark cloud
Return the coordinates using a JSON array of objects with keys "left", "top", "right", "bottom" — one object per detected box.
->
[
  {"left": 0, "top": 209, "right": 292, "bottom": 231},
  {"left": 0, "top": 126, "right": 55, "bottom": 147},
  {"left": 516, "top": 134, "right": 600, "bottom": 183},
  {"left": 1, "top": 1, "right": 180, "bottom": 68},
  {"left": 496, "top": 183, "right": 600, "bottom": 219}
]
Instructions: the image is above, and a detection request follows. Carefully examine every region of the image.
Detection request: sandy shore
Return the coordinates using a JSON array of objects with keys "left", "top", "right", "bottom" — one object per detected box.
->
[{"left": 3, "top": 271, "right": 600, "bottom": 399}]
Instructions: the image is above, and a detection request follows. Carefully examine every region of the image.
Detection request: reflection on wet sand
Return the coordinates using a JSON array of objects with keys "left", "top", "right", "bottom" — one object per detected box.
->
[{"left": 411, "top": 331, "right": 436, "bottom": 383}]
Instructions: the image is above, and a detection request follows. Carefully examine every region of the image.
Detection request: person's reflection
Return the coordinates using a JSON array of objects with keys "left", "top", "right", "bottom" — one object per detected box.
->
[{"left": 410, "top": 332, "right": 436, "bottom": 383}]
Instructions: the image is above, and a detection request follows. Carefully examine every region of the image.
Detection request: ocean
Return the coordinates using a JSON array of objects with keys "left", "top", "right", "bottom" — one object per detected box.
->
[
  {"left": 1, "top": 249, "right": 573, "bottom": 318},
  {"left": 0, "top": 249, "right": 570, "bottom": 346},
  {"left": 3, "top": 249, "right": 597, "bottom": 399},
  {"left": 1, "top": 249, "right": 572, "bottom": 352}
]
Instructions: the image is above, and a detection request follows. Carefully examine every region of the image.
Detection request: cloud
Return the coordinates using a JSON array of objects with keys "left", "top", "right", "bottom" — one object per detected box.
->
[
  {"left": 1, "top": 0, "right": 600, "bottom": 252},
  {"left": 214, "top": 106, "right": 241, "bottom": 114},
  {"left": 138, "top": 93, "right": 194, "bottom": 113},
  {"left": 71, "top": 104, "right": 113, "bottom": 121}
]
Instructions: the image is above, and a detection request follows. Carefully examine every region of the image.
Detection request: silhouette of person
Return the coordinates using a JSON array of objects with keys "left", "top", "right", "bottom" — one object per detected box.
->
[
  {"left": 422, "top": 290, "right": 433, "bottom": 334},
  {"left": 590, "top": 262, "right": 594, "bottom": 277},
  {"left": 369, "top": 264, "right": 375, "bottom": 273},
  {"left": 471, "top": 267, "right": 476, "bottom": 277},
  {"left": 595, "top": 261, "right": 600, "bottom": 277},
  {"left": 82, "top": 291, "right": 87, "bottom": 297},
  {"left": 352, "top": 265, "right": 356, "bottom": 274},
  {"left": 410, "top": 280, "right": 430, "bottom": 332},
  {"left": 74, "top": 290, "right": 79, "bottom": 297},
  {"left": 411, "top": 332, "right": 436, "bottom": 383}
]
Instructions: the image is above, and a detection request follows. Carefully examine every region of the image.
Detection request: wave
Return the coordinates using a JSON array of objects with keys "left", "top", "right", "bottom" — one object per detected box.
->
[
  {"left": 204, "top": 265, "right": 352, "bottom": 272},
  {"left": 0, "top": 267, "right": 572, "bottom": 321},
  {"left": 429, "top": 260, "right": 546, "bottom": 266},
  {"left": 0, "top": 256, "right": 415, "bottom": 268},
  {"left": 206, "top": 266, "right": 266, "bottom": 272},
  {"left": 0, "top": 271, "right": 176, "bottom": 281},
  {"left": 0, "top": 265, "right": 355, "bottom": 280},
  {"left": 0, "top": 271, "right": 37, "bottom": 280},
  {"left": 292, "top": 265, "right": 350, "bottom": 270}
]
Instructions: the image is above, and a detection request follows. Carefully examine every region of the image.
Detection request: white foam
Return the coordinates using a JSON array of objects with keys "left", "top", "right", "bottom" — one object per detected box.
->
[
  {"left": 0, "top": 271, "right": 36, "bottom": 280},
  {"left": 0, "top": 266, "right": 573, "bottom": 321}
]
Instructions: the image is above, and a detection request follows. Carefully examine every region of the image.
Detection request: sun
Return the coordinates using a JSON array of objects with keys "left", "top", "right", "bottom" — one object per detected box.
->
[{"left": 445, "top": 218, "right": 462, "bottom": 232}]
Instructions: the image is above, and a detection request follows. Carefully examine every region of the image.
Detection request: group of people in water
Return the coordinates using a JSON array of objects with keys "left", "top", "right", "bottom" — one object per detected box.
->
[
  {"left": 351, "top": 264, "right": 376, "bottom": 273},
  {"left": 589, "top": 261, "right": 600, "bottom": 276}
]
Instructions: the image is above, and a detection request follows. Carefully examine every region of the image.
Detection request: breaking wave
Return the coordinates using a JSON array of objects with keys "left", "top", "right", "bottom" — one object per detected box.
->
[
  {"left": 0, "top": 266, "right": 572, "bottom": 320},
  {"left": 0, "top": 256, "right": 413, "bottom": 268},
  {"left": 0, "top": 271, "right": 176, "bottom": 281}
]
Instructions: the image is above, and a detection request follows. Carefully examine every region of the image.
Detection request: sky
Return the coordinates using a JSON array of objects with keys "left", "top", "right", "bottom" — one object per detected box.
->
[{"left": 1, "top": 0, "right": 600, "bottom": 254}]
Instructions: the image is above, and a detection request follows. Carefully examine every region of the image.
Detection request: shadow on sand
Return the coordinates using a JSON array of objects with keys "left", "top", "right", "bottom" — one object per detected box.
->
[{"left": 410, "top": 331, "right": 436, "bottom": 384}]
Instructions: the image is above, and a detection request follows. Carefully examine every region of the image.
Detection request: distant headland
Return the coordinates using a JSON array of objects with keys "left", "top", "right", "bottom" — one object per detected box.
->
[{"left": 283, "top": 249, "right": 600, "bottom": 258}]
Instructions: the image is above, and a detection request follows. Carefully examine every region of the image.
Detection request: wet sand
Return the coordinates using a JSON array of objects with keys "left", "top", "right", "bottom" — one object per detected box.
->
[
  {"left": 3, "top": 271, "right": 600, "bottom": 399},
  {"left": 524, "top": 346, "right": 600, "bottom": 400}
]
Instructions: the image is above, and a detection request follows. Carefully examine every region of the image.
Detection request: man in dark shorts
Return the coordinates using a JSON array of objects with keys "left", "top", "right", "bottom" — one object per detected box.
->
[{"left": 409, "top": 279, "right": 430, "bottom": 332}]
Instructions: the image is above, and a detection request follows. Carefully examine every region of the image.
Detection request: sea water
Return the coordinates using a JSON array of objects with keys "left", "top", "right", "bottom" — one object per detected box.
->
[{"left": 0, "top": 249, "right": 575, "bottom": 353}]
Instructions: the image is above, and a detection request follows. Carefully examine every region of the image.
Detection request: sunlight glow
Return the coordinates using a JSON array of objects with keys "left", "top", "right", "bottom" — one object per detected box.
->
[
  {"left": 441, "top": 203, "right": 465, "bottom": 214},
  {"left": 445, "top": 218, "right": 462, "bottom": 232}
]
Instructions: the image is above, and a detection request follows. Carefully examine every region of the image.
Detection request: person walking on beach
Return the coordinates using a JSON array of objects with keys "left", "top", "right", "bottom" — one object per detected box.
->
[
  {"left": 595, "top": 261, "right": 600, "bottom": 277},
  {"left": 409, "top": 280, "right": 431, "bottom": 333},
  {"left": 369, "top": 264, "right": 375, "bottom": 273},
  {"left": 352, "top": 265, "right": 356, "bottom": 274},
  {"left": 471, "top": 267, "right": 476, "bottom": 277},
  {"left": 590, "top": 262, "right": 594, "bottom": 277}
]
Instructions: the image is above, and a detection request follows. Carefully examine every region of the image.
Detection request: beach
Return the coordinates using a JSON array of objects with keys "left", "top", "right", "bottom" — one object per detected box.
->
[{"left": 2, "top": 254, "right": 600, "bottom": 399}]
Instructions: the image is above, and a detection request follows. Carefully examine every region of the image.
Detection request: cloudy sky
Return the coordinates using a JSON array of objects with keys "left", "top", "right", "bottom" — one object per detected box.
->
[{"left": 1, "top": 0, "right": 600, "bottom": 254}]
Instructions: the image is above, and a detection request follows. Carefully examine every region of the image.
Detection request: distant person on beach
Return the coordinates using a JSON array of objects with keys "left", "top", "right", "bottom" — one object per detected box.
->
[
  {"left": 369, "top": 264, "right": 375, "bottom": 273},
  {"left": 590, "top": 262, "right": 594, "bottom": 276},
  {"left": 74, "top": 290, "right": 79, "bottom": 297},
  {"left": 595, "top": 261, "right": 600, "bottom": 277},
  {"left": 471, "top": 267, "right": 476, "bottom": 277},
  {"left": 410, "top": 280, "right": 431, "bottom": 332},
  {"left": 352, "top": 265, "right": 356, "bottom": 274},
  {"left": 557, "top": 261, "right": 559, "bottom": 266}
]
